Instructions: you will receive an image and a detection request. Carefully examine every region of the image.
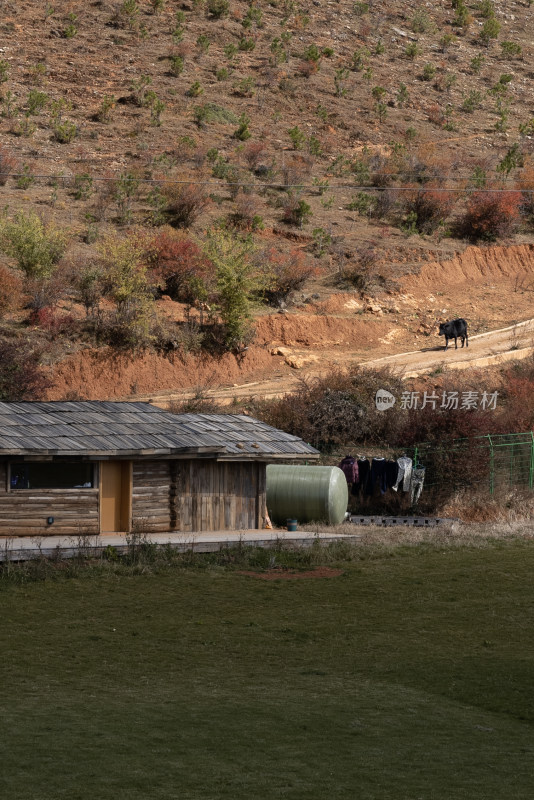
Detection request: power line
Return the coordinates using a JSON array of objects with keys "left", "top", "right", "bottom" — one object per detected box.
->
[{"left": 4, "top": 172, "right": 530, "bottom": 192}]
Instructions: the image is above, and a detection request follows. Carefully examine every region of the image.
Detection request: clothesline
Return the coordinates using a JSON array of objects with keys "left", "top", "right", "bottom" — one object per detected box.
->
[{"left": 338, "top": 455, "right": 426, "bottom": 505}]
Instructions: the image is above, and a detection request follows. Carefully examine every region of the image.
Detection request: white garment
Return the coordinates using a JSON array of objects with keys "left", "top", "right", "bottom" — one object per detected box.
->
[
  {"left": 392, "top": 456, "right": 413, "bottom": 492},
  {"left": 410, "top": 467, "right": 425, "bottom": 505}
]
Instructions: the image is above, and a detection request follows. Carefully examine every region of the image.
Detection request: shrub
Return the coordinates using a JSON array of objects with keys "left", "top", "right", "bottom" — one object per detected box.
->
[
  {"left": 0, "top": 338, "right": 51, "bottom": 401},
  {"left": 479, "top": 17, "right": 500, "bottom": 46},
  {"left": 288, "top": 125, "right": 306, "bottom": 150},
  {"left": 238, "top": 37, "right": 255, "bottom": 52},
  {"left": 259, "top": 247, "right": 316, "bottom": 306},
  {"left": 461, "top": 90, "right": 483, "bottom": 112},
  {"left": 402, "top": 185, "right": 456, "bottom": 234},
  {"left": 163, "top": 183, "right": 210, "bottom": 228},
  {"left": 113, "top": 171, "right": 140, "bottom": 225},
  {"left": 228, "top": 192, "right": 264, "bottom": 232},
  {"left": 95, "top": 95, "right": 115, "bottom": 123},
  {"left": 470, "top": 53, "right": 485, "bottom": 73},
  {"left": 0, "top": 265, "right": 24, "bottom": 315},
  {"left": 53, "top": 119, "right": 77, "bottom": 143},
  {"left": 26, "top": 89, "right": 48, "bottom": 115},
  {"left": 74, "top": 262, "right": 106, "bottom": 317},
  {"left": 186, "top": 81, "right": 203, "bottom": 98},
  {"left": 130, "top": 74, "right": 152, "bottom": 106},
  {"left": 501, "top": 40, "right": 522, "bottom": 58},
  {"left": 282, "top": 198, "right": 312, "bottom": 228},
  {"left": 207, "top": 0, "right": 229, "bottom": 18},
  {"left": 338, "top": 243, "right": 384, "bottom": 292},
  {"left": 233, "top": 113, "right": 251, "bottom": 141},
  {"left": 0, "top": 210, "right": 69, "bottom": 278},
  {"left": 243, "top": 141, "right": 266, "bottom": 170},
  {"left": 147, "top": 227, "right": 214, "bottom": 306},
  {"left": 169, "top": 55, "right": 184, "bottom": 76},
  {"left": 455, "top": 190, "right": 522, "bottom": 241},
  {"left": 72, "top": 173, "right": 93, "bottom": 201},
  {"left": 257, "top": 367, "right": 405, "bottom": 452},
  {"left": 405, "top": 42, "right": 420, "bottom": 60}
]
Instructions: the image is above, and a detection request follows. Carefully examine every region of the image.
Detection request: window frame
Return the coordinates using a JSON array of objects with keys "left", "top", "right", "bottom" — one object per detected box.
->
[{"left": 7, "top": 461, "right": 98, "bottom": 492}]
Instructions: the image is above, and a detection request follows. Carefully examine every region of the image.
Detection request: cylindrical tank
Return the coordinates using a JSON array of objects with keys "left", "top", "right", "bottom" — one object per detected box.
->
[{"left": 266, "top": 465, "right": 348, "bottom": 526}]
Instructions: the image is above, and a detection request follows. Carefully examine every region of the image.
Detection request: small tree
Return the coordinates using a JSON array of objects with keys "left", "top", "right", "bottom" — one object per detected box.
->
[
  {"left": 479, "top": 17, "right": 501, "bottom": 46},
  {"left": 0, "top": 210, "right": 68, "bottom": 278},
  {"left": 204, "top": 230, "right": 259, "bottom": 352},
  {"left": 98, "top": 234, "right": 157, "bottom": 348}
]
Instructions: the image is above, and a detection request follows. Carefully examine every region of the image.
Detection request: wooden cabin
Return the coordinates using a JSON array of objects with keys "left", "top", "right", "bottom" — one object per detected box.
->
[{"left": 0, "top": 401, "right": 319, "bottom": 536}]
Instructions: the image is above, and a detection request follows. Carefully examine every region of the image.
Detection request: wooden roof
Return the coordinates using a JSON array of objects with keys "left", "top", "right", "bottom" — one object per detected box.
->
[{"left": 0, "top": 402, "right": 319, "bottom": 459}]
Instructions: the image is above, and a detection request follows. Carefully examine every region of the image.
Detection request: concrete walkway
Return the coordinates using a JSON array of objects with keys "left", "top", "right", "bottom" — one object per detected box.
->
[{"left": 0, "top": 529, "right": 360, "bottom": 562}]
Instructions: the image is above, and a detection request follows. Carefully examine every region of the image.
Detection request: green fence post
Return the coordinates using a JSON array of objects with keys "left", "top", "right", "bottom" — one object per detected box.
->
[{"left": 488, "top": 434, "right": 494, "bottom": 496}]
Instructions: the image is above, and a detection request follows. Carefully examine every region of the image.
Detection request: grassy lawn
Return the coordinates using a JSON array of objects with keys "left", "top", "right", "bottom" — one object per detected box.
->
[{"left": 2, "top": 539, "right": 534, "bottom": 799}]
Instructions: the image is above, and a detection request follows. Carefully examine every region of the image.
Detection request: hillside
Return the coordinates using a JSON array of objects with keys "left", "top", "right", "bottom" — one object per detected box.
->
[{"left": 0, "top": 0, "right": 534, "bottom": 400}]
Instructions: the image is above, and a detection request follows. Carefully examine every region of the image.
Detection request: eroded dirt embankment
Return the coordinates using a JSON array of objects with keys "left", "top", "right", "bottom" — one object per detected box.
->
[
  {"left": 46, "top": 243, "right": 534, "bottom": 401},
  {"left": 402, "top": 243, "right": 534, "bottom": 289}
]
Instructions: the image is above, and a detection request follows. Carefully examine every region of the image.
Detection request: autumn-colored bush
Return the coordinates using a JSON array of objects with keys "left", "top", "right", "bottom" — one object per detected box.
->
[
  {"left": 29, "top": 307, "right": 77, "bottom": 336},
  {"left": 148, "top": 227, "right": 214, "bottom": 306},
  {"left": 0, "top": 265, "right": 24, "bottom": 314},
  {"left": 259, "top": 247, "right": 317, "bottom": 305},
  {"left": 256, "top": 367, "right": 406, "bottom": 451},
  {"left": 402, "top": 184, "right": 456, "bottom": 234},
  {"left": 243, "top": 141, "right": 267, "bottom": 170},
  {"left": 163, "top": 183, "right": 210, "bottom": 228},
  {"left": 454, "top": 189, "right": 522, "bottom": 241}
]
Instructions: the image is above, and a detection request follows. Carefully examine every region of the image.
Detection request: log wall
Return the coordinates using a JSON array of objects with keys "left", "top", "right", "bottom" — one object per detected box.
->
[
  {"left": 0, "top": 458, "right": 267, "bottom": 537},
  {"left": 0, "top": 462, "right": 99, "bottom": 536},
  {"left": 132, "top": 460, "right": 172, "bottom": 532}
]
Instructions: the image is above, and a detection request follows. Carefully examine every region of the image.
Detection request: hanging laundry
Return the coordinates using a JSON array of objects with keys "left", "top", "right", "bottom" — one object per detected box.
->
[
  {"left": 410, "top": 467, "right": 426, "bottom": 505},
  {"left": 392, "top": 456, "right": 413, "bottom": 492},
  {"left": 385, "top": 459, "right": 399, "bottom": 489},
  {"left": 338, "top": 455, "right": 359, "bottom": 485},
  {"left": 353, "top": 458, "right": 370, "bottom": 495},
  {"left": 367, "top": 457, "right": 387, "bottom": 495}
]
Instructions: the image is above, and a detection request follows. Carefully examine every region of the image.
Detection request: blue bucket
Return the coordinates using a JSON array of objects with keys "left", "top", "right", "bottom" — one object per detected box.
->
[{"left": 286, "top": 519, "right": 298, "bottom": 532}]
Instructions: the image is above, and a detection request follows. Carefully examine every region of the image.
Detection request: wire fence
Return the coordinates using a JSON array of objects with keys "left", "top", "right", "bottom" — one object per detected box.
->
[{"left": 409, "top": 432, "right": 534, "bottom": 496}]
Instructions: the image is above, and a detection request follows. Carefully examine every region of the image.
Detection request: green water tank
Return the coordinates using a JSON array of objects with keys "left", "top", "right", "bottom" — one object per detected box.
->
[{"left": 266, "top": 465, "right": 348, "bottom": 526}]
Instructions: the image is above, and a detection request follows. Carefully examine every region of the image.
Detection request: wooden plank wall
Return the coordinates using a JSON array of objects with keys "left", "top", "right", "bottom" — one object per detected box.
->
[
  {"left": 132, "top": 460, "right": 172, "bottom": 532},
  {"left": 173, "top": 460, "right": 265, "bottom": 532},
  {"left": 0, "top": 462, "right": 99, "bottom": 536}
]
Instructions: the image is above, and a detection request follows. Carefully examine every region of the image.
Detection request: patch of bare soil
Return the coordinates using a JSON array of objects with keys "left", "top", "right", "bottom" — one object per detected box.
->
[{"left": 236, "top": 567, "right": 344, "bottom": 580}]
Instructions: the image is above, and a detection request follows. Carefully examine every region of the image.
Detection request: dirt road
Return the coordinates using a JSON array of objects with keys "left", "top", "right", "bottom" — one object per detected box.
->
[{"left": 143, "top": 317, "right": 534, "bottom": 408}]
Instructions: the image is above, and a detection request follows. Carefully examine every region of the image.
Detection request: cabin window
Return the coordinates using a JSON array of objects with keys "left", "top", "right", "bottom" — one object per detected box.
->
[{"left": 10, "top": 462, "right": 94, "bottom": 490}]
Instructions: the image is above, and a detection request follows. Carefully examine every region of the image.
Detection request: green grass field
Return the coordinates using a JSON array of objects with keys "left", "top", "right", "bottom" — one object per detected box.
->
[{"left": 2, "top": 539, "right": 534, "bottom": 799}]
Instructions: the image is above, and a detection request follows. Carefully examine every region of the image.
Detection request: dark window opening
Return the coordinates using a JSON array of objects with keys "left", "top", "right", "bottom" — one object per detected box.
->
[{"left": 10, "top": 462, "right": 94, "bottom": 490}]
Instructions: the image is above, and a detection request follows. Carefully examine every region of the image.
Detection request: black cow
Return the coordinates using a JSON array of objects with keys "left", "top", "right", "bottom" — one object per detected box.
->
[{"left": 439, "top": 318, "right": 468, "bottom": 350}]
